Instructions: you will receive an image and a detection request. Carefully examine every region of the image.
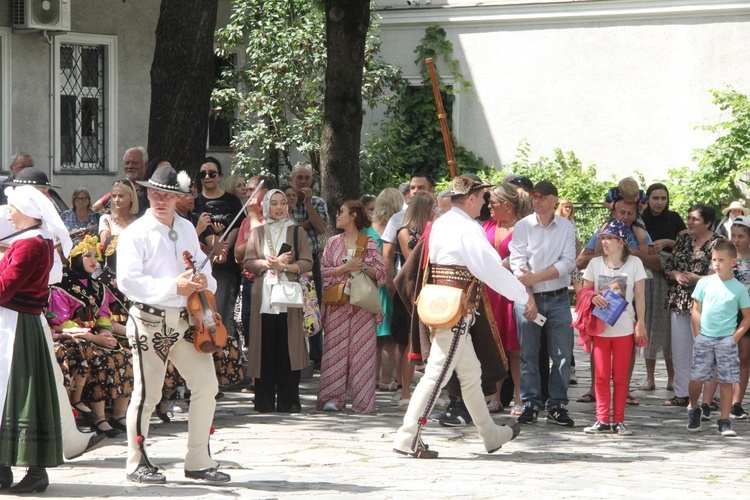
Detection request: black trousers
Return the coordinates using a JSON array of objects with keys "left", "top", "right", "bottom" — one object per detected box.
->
[
  {"left": 254, "top": 313, "right": 301, "bottom": 412},
  {"left": 308, "top": 253, "right": 323, "bottom": 366}
]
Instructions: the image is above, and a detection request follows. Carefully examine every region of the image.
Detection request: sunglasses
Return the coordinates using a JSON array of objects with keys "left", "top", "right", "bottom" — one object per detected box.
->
[
  {"left": 200, "top": 171, "right": 219, "bottom": 179},
  {"left": 508, "top": 176, "right": 534, "bottom": 192}
]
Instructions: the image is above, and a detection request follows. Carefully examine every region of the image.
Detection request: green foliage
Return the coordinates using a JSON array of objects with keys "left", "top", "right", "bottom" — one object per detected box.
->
[
  {"left": 360, "top": 24, "right": 489, "bottom": 195},
  {"left": 663, "top": 87, "right": 750, "bottom": 216},
  {"left": 214, "top": 0, "right": 399, "bottom": 176}
]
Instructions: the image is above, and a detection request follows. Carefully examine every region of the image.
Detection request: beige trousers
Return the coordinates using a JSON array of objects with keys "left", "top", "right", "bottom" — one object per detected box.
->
[
  {"left": 393, "top": 316, "right": 513, "bottom": 454},
  {"left": 125, "top": 306, "right": 218, "bottom": 473}
]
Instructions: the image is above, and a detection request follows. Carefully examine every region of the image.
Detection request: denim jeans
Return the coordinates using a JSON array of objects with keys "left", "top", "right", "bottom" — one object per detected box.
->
[{"left": 514, "top": 292, "right": 573, "bottom": 409}]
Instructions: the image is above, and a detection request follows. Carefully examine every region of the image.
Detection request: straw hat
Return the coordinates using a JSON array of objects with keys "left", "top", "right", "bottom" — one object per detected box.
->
[{"left": 721, "top": 200, "right": 748, "bottom": 215}]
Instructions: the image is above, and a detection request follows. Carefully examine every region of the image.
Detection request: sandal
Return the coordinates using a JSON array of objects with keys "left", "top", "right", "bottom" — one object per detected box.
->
[
  {"left": 486, "top": 401, "right": 502, "bottom": 413},
  {"left": 398, "top": 399, "right": 410, "bottom": 411},
  {"left": 378, "top": 381, "right": 399, "bottom": 392},
  {"left": 663, "top": 396, "right": 689, "bottom": 407},
  {"left": 510, "top": 404, "right": 524, "bottom": 416},
  {"left": 108, "top": 415, "right": 127, "bottom": 431},
  {"left": 626, "top": 394, "right": 640, "bottom": 406},
  {"left": 576, "top": 393, "right": 596, "bottom": 403},
  {"left": 93, "top": 419, "right": 121, "bottom": 438},
  {"left": 72, "top": 401, "right": 99, "bottom": 424}
]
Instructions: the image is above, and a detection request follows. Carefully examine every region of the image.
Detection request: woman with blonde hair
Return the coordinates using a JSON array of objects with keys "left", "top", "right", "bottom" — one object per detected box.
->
[
  {"left": 99, "top": 179, "right": 139, "bottom": 244},
  {"left": 364, "top": 188, "right": 404, "bottom": 391},
  {"left": 482, "top": 181, "right": 531, "bottom": 415},
  {"left": 395, "top": 192, "right": 436, "bottom": 410},
  {"left": 224, "top": 174, "right": 248, "bottom": 204}
]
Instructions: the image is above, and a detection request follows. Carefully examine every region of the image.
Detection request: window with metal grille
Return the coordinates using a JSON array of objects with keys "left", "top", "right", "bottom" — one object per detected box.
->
[{"left": 59, "top": 43, "right": 105, "bottom": 171}]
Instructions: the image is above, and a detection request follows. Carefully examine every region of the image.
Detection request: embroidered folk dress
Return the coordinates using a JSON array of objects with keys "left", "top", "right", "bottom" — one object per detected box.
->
[
  {"left": 316, "top": 232, "right": 386, "bottom": 413},
  {"left": 48, "top": 268, "right": 134, "bottom": 402}
]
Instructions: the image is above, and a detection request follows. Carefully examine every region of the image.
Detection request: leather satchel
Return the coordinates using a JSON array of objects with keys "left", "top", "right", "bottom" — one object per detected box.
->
[
  {"left": 322, "top": 282, "right": 349, "bottom": 305},
  {"left": 416, "top": 283, "right": 466, "bottom": 330}
]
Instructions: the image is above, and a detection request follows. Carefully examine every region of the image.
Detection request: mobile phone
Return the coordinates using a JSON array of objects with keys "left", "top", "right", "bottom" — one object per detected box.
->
[
  {"left": 533, "top": 313, "right": 547, "bottom": 327},
  {"left": 278, "top": 243, "right": 292, "bottom": 256}
]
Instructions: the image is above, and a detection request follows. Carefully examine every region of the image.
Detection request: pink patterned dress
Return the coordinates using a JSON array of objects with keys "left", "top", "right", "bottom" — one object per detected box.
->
[
  {"left": 481, "top": 219, "right": 520, "bottom": 351},
  {"left": 316, "top": 232, "right": 386, "bottom": 413}
]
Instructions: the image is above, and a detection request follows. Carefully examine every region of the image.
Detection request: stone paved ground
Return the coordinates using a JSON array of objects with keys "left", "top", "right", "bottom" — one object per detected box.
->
[{"left": 15, "top": 344, "right": 750, "bottom": 499}]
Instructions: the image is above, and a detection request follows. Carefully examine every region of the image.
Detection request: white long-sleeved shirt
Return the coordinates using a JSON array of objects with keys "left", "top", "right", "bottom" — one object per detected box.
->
[
  {"left": 429, "top": 206, "right": 528, "bottom": 305},
  {"left": 117, "top": 210, "right": 216, "bottom": 308},
  {"left": 509, "top": 212, "right": 577, "bottom": 293}
]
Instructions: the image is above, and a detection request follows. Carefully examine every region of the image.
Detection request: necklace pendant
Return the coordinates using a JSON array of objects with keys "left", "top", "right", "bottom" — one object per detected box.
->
[{"left": 168, "top": 229, "right": 179, "bottom": 242}]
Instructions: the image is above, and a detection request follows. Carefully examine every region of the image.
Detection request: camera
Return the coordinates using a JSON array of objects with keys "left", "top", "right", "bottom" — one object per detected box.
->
[{"left": 210, "top": 213, "right": 233, "bottom": 226}]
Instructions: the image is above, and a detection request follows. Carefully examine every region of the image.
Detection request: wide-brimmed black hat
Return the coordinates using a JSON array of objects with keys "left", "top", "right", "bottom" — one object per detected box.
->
[
  {"left": 5, "top": 167, "right": 60, "bottom": 189},
  {"left": 137, "top": 165, "right": 190, "bottom": 194},
  {"left": 447, "top": 175, "right": 495, "bottom": 199}
]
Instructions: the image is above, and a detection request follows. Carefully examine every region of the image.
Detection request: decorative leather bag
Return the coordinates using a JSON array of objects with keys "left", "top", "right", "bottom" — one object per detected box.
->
[
  {"left": 270, "top": 280, "right": 304, "bottom": 308},
  {"left": 416, "top": 283, "right": 466, "bottom": 330},
  {"left": 349, "top": 271, "right": 382, "bottom": 313},
  {"left": 415, "top": 243, "right": 474, "bottom": 331}
]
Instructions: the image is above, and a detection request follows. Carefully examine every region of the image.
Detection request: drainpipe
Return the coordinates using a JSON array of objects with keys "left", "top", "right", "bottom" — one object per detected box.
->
[{"left": 44, "top": 30, "right": 55, "bottom": 186}]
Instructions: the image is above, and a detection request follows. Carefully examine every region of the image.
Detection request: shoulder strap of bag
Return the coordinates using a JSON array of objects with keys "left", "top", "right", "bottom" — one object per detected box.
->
[
  {"left": 420, "top": 232, "right": 431, "bottom": 290},
  {"left": 354, "top": 232, "right": 367, "bottom": 260},
  {"left": 293, "top": 225, "right": 299, "bottom": 262}
]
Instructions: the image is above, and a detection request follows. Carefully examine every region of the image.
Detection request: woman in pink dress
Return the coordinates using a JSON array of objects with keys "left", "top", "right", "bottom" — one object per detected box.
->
[
  {"left": 316, "top": 200, "right": 386, "bottom": 413},
  {"left": 481, "top": 181, "right": 532, "bottom": 415}
]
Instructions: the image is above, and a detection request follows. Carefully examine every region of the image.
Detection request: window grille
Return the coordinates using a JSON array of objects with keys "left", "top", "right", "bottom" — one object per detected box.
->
[{"left": 59, "top": 43, "right": 105, "bottom": 171}]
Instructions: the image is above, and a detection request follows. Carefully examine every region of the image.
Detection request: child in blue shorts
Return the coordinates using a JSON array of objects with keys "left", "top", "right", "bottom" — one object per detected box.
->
[{"left": 688, "top": 240, "right": 750, "bottom": 436}]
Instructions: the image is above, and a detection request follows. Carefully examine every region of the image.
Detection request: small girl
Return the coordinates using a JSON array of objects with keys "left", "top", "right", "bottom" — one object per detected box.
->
[
  {"left": 730, "top": 216, "right": 750, "bottom": 419},
  {"left": 582, "top": 219, "right": 647, "bottom": 435}
]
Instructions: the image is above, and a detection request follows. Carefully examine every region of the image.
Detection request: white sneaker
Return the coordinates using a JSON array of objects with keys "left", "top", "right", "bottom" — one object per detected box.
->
[
  {"left": 322, "top": 402, "right": 338, "bottom": 412},
  {"left": 569, "top": 368, "right": 578, "bottom": 385}
]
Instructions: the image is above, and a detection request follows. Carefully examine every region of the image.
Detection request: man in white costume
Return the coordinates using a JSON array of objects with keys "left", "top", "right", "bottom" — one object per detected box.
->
[
  {"left": 117, "top": 166, "right": 229, "bottom": 484},
  {"left": 393, "top": 176, "right": 532, "bottom": 458}
]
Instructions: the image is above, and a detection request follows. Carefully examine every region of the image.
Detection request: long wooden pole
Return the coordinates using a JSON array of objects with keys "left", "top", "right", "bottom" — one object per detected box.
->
[{"left": 426, "top": 57, "right": 458, "bottom": 179}]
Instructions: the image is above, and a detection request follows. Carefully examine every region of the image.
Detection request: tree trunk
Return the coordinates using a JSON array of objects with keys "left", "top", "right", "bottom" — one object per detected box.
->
[
  {"left": 320, "top": 0, "right": 370, "bottom": 214},
  {"left": 148, "top": 0, "right": 219, "bottom": 177}
]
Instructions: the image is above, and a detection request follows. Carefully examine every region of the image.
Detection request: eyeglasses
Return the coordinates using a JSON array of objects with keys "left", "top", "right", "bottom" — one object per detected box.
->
[
  {"left": 200, "top": 171, "right": 219, "bottom": 179},
  {"left": 489, "top": 199, "right": 505, "bottom": 207},
  {"left": 74, "top": 197, "right": 90, "bottom": 202}
]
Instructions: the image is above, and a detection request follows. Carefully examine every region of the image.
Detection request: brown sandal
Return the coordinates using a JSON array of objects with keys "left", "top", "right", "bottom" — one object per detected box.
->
[{"left": 663, "top": 396, "right": 688, "bottom": 407}]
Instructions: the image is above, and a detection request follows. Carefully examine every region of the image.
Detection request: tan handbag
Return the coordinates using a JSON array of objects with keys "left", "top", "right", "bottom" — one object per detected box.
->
[
  {"left": 322, "top": 283, "right": 349, "bottom": 305},
  {"left": 416, "top": 283, "right": 466, "bottom": 330}
]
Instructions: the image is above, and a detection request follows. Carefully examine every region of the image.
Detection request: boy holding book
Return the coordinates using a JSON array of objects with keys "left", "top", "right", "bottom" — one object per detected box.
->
[{"left": 688, "top": 239, "right": 750, "bottom": 436}]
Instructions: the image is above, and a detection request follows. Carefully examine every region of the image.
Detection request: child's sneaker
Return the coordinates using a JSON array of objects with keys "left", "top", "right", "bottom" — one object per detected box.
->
[
  {"left": 700, "top": 402, "right": 711, "bottom": 421},
  {"left": 612, "top": 422, "right": 632, "bottom": 435},
  {"left": 517, "top": 403, "right": 538, "bottom": 425},
  {"left": 730, "top": 403, "right": 748, "bottom": 420},
  {"left": 583, "top": 421, "right": 611, "bottom": 434},
  {"left": 687, "top": 406, "right": 702, "bottom": 432},
  {"left": 718, "top": 418, "right": 737, "bottom": 437}
]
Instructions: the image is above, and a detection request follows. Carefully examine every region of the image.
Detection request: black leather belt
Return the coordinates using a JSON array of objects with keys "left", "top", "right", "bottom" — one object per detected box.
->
[
  {"left": 132, "top": 302, "right": 187, "bottom": 319},
  {"left": 534, "top": 287, "right": 568, "bottom": 298}
]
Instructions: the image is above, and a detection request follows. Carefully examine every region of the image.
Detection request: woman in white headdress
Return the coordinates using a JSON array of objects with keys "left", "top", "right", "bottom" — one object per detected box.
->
[
  {"left": 243, "top": 189, "right": 313, "bottom": 413},
  {"left": 0, "top": 185, "right": 64, "bottom": 493}
]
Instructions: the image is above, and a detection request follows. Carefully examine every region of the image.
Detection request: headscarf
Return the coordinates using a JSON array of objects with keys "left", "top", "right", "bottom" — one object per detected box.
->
[
  {"left": 261, "top": 189, "right": 295, "bottom": 257},
  {"left": 111, "top": 179, "right": 140, "bottom": 215},
  {"left": 7, "top": 185, "right": 73, "bottom": 257}
]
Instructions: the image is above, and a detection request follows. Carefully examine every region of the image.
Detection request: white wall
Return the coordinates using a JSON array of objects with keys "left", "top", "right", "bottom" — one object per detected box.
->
[{"left": 375, "top": 0, "right": 750, "bottom": 182}]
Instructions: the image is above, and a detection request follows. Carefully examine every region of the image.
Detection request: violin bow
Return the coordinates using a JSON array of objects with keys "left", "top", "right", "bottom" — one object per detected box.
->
[{"left": 192, "top": 179, "right": 266, "bottom": 277}]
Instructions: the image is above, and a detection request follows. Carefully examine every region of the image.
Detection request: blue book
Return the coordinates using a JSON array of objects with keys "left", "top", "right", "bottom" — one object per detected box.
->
[{"left": 592, "top": 289, "right": 627, "bottom": 327}]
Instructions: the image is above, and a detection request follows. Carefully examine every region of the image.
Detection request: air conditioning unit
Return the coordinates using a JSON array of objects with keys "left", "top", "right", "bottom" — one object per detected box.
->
[{"left": 13, "top": 0, "right": 71, "bottom": 32}]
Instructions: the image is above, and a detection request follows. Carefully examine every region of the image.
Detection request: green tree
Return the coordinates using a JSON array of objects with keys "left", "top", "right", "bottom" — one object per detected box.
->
[
  {"left": 665, "top": 87, "right": 750, "bottom": 216},
  {"left": 360, "top": 24, "right": 489, "bottom": 194},
  {"left": 213, "top": 0, "right": 398, "bottom": 178}
]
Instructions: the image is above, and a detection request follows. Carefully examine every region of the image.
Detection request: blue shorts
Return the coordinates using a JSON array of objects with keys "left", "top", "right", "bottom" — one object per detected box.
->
[{"left": 691, "top": 334, "right": 740, "bottom": 383}]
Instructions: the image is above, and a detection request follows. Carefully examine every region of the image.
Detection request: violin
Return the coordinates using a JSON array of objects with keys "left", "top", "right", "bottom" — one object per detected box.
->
[{"left": 182, "top": 251, "right": 227, "bottom": 354}]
